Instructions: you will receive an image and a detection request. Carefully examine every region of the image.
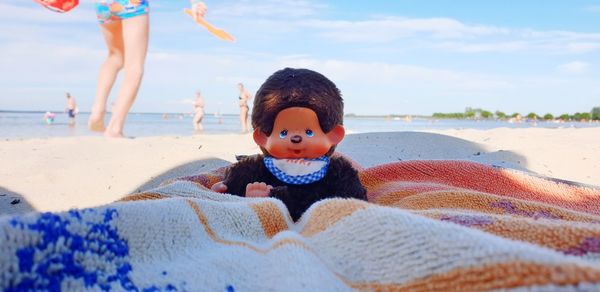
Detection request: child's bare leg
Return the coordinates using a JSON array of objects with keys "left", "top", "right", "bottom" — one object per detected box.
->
[
  {"left": 90, "top": 21, "right": 124, "bottom": 132},
  {"left": 193, "top": 112, "right": 204, "bottom": 131},
  {"left": 240, "top": 107, "right": 249, "bottom": 133},
  {"left": 105, "top": 15, "right": 149, "bottom": 138}
]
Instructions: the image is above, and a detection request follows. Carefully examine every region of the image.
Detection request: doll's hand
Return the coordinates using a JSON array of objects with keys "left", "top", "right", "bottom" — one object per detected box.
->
[
  {"left": 210, "top": 181, "right": 228, "bottom": 193},
  {"left": 245, "top": 182, "right": 272, "bottom": 198},
  {"left": 190, "top": 0, "right": 207, "bottom": 21}
]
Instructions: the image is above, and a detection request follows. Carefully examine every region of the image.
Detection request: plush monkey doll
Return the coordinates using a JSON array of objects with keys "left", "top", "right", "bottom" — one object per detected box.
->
[{"left": 216, "top": 68, "right": 367, "bottom": 221}]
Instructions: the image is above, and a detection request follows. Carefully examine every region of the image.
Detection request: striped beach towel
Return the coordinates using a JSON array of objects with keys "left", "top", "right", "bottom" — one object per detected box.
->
[{"left": 1, "top": 159, "right": 599, "bottom": 290}]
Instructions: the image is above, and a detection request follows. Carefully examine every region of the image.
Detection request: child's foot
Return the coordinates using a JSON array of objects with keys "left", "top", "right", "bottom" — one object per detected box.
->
[
  {"left": 104, "top": 131, "right": 124, "bottom": 139},
  {"left": 245, "top": 182, "right": 272, "bottom": 198},
  {"left": 88, "top": 111, "right": 106, "bottom": 132},
  {"left": 103, "top": 126, "right": 124, "bottom": 139}
]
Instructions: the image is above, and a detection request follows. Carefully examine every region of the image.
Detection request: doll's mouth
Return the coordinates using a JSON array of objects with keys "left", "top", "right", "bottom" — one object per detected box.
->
[{"left": 288, "top": 148, "right": 303, "bottom": 155}]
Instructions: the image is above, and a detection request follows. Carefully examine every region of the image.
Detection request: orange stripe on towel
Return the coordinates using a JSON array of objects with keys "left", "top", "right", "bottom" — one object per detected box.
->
[
  {"left": 186, "top": 199, "right": 308, "bottom": 253},
  {"left": 119, "top": 193, "right": 166, "bottom": 202},
  {"left": 382, "top": 190, "right": 600, "bottom": 223},
  {"left": 360, "top": 160, "right": 600, "bottom": 215},
  {"left": 301, "top": 199, "right": 369, "bottom": 237},
  {"left": 416, "top": 210, "right": 600, "bottom": 251},
  {"left": 250, "top": 201, "right": 289, "bottom": 238},
  {"left": 186, "top": 199, "right": 373, "bottom": 288},
  {"left": 351, "top": 261, "right": 600, "bottom": 291}
]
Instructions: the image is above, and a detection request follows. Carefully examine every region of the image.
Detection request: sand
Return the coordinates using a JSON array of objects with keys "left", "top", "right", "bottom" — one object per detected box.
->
[{"left": 1, "top": 128, "right": 599, "bottom": 215}]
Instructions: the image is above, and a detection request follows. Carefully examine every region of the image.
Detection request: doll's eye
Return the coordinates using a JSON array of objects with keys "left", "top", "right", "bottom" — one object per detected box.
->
[
  {"left": 279, "top": 129, "right": 288, "bottom": 139},
  {"left": 305, "top": 129, "right": 314, "bottom": 137}
]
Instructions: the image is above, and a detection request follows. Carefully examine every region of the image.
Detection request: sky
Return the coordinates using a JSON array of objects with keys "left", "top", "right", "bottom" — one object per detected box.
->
[{"left": 0, "top": 0, "right": 599, "bottom": 116}]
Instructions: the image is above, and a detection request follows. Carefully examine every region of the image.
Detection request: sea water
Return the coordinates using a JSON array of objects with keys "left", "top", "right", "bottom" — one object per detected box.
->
[{"left": 1, "top": 111, "right": 598, "bottom": 139}]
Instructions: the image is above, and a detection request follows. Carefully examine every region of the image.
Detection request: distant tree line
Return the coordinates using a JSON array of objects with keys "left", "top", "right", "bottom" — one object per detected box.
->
[{"left": 432, "top": 106, "right": 600, "bottom": 122}]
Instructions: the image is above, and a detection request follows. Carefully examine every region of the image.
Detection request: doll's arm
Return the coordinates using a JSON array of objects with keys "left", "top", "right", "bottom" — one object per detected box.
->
[
  {"left": 216, "top": 171, "right": 273, "bottom": 198},
  {"left": 326, "top": 157, "right": 368, "bottom": 201},
  {"left": 222, "top": 155, "right": 268, "bottom": 197},
  {"left": 269, "top": 186, "right": 318, "bottom": 221},
  {"left": 245, "top": 182, "right": 272, "bottom": 198}
]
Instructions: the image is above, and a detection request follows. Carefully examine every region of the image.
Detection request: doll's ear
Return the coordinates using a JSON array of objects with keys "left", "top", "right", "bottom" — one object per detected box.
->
[
  {"left": 253, "top": 128, "right": 268, "bottom": 147},
  {"left": 326, "top": 125, "right": 345, "bottom": 145}
]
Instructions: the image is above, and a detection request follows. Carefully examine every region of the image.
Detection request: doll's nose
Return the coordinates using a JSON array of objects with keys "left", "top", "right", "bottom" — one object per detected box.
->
[{"left": 290, "top": 135, "right": 302, "bottom": 144}]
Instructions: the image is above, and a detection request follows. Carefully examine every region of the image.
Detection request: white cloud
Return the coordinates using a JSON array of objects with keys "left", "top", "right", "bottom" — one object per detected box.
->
[
  {"left": 276, "top": 56, "right": 511, "bottom": 91},
  {"left": 300, "top": 17, "right": 507, "bottom": 43},
  {"left": 557, "top": 61, "right": 590, "bottom": 74},
  {"left": 211, "top": 0, "right": 326, "bottom": 19},
  {"left": 566, "top": 42, "right": 600, "bottom": 53},
  {"left": 6, "top": 1, "right": 600, "bottom": 57},
  {"left": 168, "top": 98, "right": 195, "bottom": 105},
  {"left": 434, "top": 41, "right": 529, "bottom": 53},
  {"left": 443, "top": 30, "right": 600, "bottom": 54},
  {"left": 585, "top": 5, "right": 600, "bottom": 12},
  {"left": 294, "top": 16, "right": 600, "bottom": 54}
]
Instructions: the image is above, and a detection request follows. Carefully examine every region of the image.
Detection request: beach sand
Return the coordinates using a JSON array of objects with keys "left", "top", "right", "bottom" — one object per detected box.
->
[{"left": 1, "top": 128, "right": 599, "bottom": 215}]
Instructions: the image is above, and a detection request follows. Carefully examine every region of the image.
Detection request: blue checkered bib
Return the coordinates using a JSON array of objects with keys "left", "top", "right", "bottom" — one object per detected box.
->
[{"left": 264, "top": 156, "right": 329, "bottom": 185}]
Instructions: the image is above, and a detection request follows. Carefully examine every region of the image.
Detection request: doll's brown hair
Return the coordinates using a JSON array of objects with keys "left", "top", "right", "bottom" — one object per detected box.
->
[{"left": 252, "top": 68, "right": 343, "bottom": 136}]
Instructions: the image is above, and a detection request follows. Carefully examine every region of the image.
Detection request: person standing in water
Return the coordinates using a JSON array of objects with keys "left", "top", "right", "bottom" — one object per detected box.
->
[
  {"left": 88, "top": 0, "right": 207, "bottom": 138},
  {"left": 65, "top": 92, "right": 77, "bottom": 126},
  {"left": 192, "top": 90, "right": 205, "bottom": 132},
  {"left": 237, "top": 83, "right": 252, "bottom": 133}
]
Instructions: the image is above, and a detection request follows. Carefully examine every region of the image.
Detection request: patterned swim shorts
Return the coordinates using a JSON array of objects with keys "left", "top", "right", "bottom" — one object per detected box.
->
[{"left": 95, "top": 0, "right": 149, "bottom": 24}]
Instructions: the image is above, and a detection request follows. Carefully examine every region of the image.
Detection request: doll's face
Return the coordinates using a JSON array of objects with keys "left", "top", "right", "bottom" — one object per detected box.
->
[{"left": 254, "top": 107, "right": 344, "bottom": 159}]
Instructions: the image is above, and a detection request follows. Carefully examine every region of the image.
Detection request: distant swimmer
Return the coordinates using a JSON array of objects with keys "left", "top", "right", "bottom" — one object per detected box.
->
[
  {"left": 65, "top": 92, "right": 77, "bottom": 126},
  {"left": 44, "top": 112, "right": 56, "bottom": 125},
  {"left": 192, "top": 90, "right": 205, "bottom": 132},
  {"left": 238, "top": 83, "right": 252, "bottom": 133}
]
